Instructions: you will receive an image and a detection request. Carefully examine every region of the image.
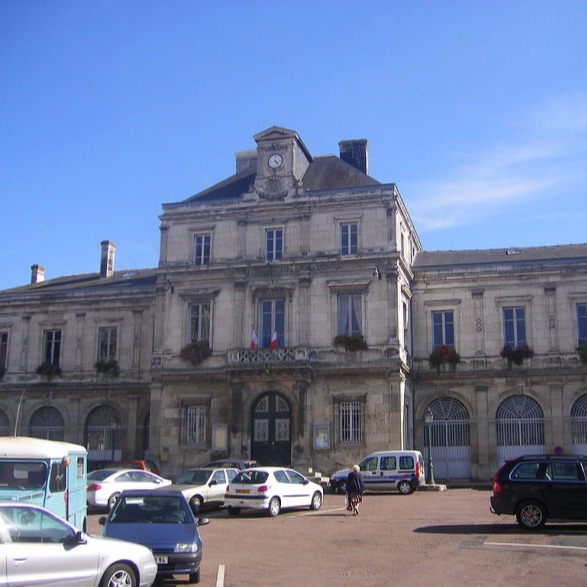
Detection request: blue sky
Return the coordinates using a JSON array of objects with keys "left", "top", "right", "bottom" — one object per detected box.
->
[{"left": 2, "top": 1, "right": 586, "bottom": 290}]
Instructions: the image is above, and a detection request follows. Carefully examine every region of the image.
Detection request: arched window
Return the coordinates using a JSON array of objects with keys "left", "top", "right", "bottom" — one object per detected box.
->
[
  {"left": 85, "top": 406, "right": 121, "bottom": 462},
  {"left": 571, "top": 394, "right": 587, "bottom": 449},
  {"left": 496, "top": 395, "right": 544, "bottom": 446},
  {"left": 29, "top": 406, "right": 64, "bottom": 441}
]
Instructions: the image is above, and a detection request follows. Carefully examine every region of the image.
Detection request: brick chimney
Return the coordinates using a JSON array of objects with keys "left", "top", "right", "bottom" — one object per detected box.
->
[
  {"left": 100, "top": 240, "right": 116, "bottom": 278},
  {"left": 30, "top": 264, "right": 45, "bottom": 284},
  {"left": 339, "top": 139, "right": 369, "bottom": 175}
]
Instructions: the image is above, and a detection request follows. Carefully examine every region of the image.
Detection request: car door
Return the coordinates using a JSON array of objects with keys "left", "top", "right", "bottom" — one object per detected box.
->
[
  {"left": 273, "top": 470, "right": 297, "bottom": 508},
  {"left": 543, "top": 461, "right": 587, "bottom": 519},
  {"left": 376, "top": 456, "right": 397, "bottom": 490},
  {"left": 285, "top": 470, "right": 313, "bottom": 508},
  {"left": 3, "top": 506, "right": 96, "bottom": 586},
  {"left": 207, "top": 470, "right": 228, "bottom": 506},
  {"left": 359, "top": 456, "right": 380, "bottom": 490}
]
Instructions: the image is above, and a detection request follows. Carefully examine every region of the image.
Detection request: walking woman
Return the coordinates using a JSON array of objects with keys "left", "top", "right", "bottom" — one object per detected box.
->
[{"left": 346, "top": 464, "right": 364, "bottom": 516}]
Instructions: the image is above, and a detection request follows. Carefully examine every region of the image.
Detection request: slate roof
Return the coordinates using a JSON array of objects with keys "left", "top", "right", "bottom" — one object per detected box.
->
[
  {"left": 413, "top": 243, "right": 587, "bottom": 269},
  {"left": 0, "top": 269, "right": 158, "bottom": 296},
  {"left": 174, "top": 153, "right": 380, "bottom": 206}
]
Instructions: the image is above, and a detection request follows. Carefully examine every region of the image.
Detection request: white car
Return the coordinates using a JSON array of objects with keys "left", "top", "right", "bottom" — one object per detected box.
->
[
  {"left": 0, "top": 501, "right": 158, "bottom": 587},
  {"left": 172, "top": 467, "right": 240, "bottom": 511},
  {"left": 87, "top": 468, "right": 172, "bottom": 509},
  {"left": 224, "top": 466, "right": 323, "bottom": 516}
]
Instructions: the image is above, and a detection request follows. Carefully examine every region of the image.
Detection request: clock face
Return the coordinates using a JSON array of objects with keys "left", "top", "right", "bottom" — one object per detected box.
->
[{"left": 268, "top": 153, "right": 283, "bottom": 169}]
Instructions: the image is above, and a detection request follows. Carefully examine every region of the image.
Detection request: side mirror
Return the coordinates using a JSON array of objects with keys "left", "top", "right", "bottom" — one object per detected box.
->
[
  {"left": 98, "top": 516, "right": 107, "bottom": 526},
  {"left": 198, "top": 517, "right": 210, "bottom": 526}
]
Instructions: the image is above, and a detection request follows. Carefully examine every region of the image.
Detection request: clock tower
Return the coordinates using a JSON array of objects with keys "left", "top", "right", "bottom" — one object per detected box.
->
[{"left": 252, "top": 126, "right": 313, "bottom": 200}]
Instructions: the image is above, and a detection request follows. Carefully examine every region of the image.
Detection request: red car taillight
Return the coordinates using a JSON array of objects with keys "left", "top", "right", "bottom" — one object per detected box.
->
[
  {"left": 492, "top": 475, "right": 502, "bottom": 493},
  {"left": 257, "top": 485, "right": 269, "bottom": 493},
  {"left": 415, "top": 461, "right": 420, "bottom": 478},
  {"left": 87, "top": 483, "right": 102, "bottom": 491}
]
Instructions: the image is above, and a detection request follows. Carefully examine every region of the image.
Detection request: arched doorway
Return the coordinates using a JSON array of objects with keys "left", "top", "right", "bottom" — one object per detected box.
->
[
  {"left": 29, "top": 406, "right": 64, "bottom": 440},
  {"left": 571, "top": 394, "right": 587, "bottom": 454},
  {"left": 85, "top": 406, "right": 122, "bottom": 465},
  {"left": 424, "top": 397, "right": 471, "bottom": 481},
  {"left": 496, "top": 395, "right": 544, "bottom": 465},
  {"left": 251, "top": 392, "right": 291, "bottom": 466}
]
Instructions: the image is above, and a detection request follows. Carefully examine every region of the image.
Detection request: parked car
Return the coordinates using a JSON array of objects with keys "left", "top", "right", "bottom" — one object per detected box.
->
[
  {"left": 490, "top": 454, "right": 587, "bottom": 529},
  {"left": 330, "top": 450, "right": 425, "bottom": 495},
  {"left": 0, "top": 500, "right": 158, "bottom": 587},
  {"left": 172, "top": 467, "right": 240, "bottom": 511},
  {"left": 87, "top": 468, "right": 172, "bottom": 509},
  {"left": 224, "top": 466, "right": 323, "bottom": 516},
  {"left": 100, "top": 489, "right": 209, "bottom": 584},
  {"left": 89, "top": 459, "right": 161, "bottom": 475},
  {"left": 203, "top": 459, "right": 257, "bottom": 470}
]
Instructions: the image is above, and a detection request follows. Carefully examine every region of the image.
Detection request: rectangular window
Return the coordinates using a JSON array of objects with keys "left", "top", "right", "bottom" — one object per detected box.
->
[
  {"left": 432, "top": 311, "right": 454, "bottom": 348},
  {"left": 503, "top": 307, "right": 526, "bottom": 347},
  {"left": 260, "top": 299, "right": 284, "bottom": 348},
  {"left": 189, "top": 303, "right": 211, "bottom": 342},
  {"left": 265, "top": 228, "right": 283, "bottom": 261},
  {"left": 193, "top": 234, "right": 211, "bottom": 266},
  {"left": 339, "top": 401, "right": 362, "bottom": 444},
  {"left": 337, "top": 294, "right": 362, "bottom": 336},
  {"left": 43, "top": 329, "right": 61, "bottom": 366},
  {"left": 183, "top": 406, "right": 207, "bottom": 446},
  {"left": 340, "top": 223, "right": 358, "bottom": 256},
  {"left": 0, "top": 332, "right": 7, "bottom": 373},
  {"left": 578, "top": 304, "right": 587, "bottom": 346},
  {"left": 97, "top": 326, "right": 117, "bottom": 361}
]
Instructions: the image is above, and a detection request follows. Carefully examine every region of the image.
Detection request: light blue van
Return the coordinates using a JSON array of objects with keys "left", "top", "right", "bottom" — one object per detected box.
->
[{"left": 0, "top": 436, "right": 88, "bottom": 530}]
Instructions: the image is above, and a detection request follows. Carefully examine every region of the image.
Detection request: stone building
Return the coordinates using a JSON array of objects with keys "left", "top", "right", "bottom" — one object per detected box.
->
[
  {"left": 0, "top": 241, "right": 157, "bottom": 464},
  {"left": 1, "top": 126, "right": 587, "bottom": 483}
]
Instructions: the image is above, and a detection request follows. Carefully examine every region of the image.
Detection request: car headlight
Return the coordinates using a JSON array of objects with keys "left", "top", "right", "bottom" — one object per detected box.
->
[{"left": 174, "top": 543, "right": 199, "bottom": 553}]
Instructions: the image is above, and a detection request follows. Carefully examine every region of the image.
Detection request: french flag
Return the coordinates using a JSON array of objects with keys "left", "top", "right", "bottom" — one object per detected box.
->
[
  {"left": 269, "top": 330, "right": 278, "bottom": 350},
  {"left": 250, "top": 330, "right": 259, "bottom": 349}
]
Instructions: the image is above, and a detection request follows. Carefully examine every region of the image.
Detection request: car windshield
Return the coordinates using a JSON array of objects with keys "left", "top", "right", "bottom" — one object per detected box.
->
[
  {"left": 109, "top": 495, "right": 192, "bottom": 524},
  {"left": 174, "top": 469, "right": 212, "bottom": 484},
  {"left": 232, "top": 470, "right": 269, "bottom": 484}
]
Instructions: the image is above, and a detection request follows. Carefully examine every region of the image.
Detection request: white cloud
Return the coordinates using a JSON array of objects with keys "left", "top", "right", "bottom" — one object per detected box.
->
[{"left": 407, "top": 93, "right": 587, "bottom": 233}]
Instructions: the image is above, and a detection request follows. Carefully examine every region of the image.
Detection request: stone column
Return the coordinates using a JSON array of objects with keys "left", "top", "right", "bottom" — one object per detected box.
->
[{"left": 474, "top": 385, "right": 490, "bottom": 479}]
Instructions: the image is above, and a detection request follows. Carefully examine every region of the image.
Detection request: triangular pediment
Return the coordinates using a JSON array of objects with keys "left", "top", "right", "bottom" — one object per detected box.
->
[{"left": 253, "top": 126, "right": 298, "bottom": 143}]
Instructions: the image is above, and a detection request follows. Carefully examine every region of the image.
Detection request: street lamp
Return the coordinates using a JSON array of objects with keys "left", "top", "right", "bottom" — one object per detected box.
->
[{"left": 424, "top": 407, "right": 436, "bottom": 486}]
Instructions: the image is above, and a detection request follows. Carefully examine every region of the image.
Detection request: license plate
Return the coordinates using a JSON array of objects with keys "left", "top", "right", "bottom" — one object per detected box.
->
[
  {"left": 155, "top": 555, "right": 168, "bottom": 564},
  {"left": 235, "top": 489, "right": 249, "bottom": 494}
]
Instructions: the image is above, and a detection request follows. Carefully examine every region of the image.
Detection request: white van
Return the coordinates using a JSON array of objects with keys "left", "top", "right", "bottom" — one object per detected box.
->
[{"left": 330, "top": 450, "right": 426, "bottom": 495}]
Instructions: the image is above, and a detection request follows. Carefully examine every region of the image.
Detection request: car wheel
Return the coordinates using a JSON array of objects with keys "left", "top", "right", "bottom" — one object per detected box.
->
[
  {"left": 190, "top": 495, "right": 203, "bottom": 513},
  {"left": 516, "top": 501, "right": 547, "bottom": 530},
  {"left": 310, "top": 491, "right": 322, "bottom": 510},
  {"left": 107, "top": 492, "right": 121, "bottom": 510},
  {"left": 227, "top": 506, "right": 241, "bottom": 516},
  {"left": 189, "top": 569, "right": 201, "bottom": 584},
  {"left": 100, "top": 563, "right": 137, "bottom": 587},
  {"left": 397, "top": 480, "right": 414, "bottom": 495},
  {"left": 268, "top": 496, "right": 281, "bottom": 517}
]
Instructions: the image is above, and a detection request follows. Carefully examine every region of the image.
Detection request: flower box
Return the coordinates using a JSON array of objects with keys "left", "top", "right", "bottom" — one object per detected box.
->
[{"left": 429, "top": 345, "right": 460, "bottom": 372}]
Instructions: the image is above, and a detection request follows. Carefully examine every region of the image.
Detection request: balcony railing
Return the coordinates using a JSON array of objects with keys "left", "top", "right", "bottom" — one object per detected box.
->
[{"left": 228, "top": 347, "right": 309, "bottom": 364}]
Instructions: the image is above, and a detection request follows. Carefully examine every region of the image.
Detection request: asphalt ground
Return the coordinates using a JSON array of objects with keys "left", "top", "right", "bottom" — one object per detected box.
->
[{"left": 88, "top": 489, "right": 587, "bottom": 587}]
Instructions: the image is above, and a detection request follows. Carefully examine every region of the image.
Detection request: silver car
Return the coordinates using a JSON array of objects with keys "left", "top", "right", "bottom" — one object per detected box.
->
[{"left": 0, "top": 501, "right": 158, "bottom": 586}]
